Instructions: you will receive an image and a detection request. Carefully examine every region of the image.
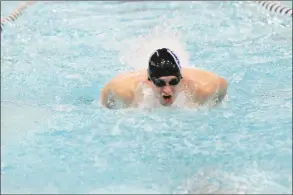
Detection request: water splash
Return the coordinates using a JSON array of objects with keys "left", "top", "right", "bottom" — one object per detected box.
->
[{"left": 118, "top": 24, "right": 190, "bottom": 71}]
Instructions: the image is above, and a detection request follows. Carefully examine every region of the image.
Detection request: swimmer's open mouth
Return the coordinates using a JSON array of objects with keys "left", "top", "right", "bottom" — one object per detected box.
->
[{"left": 163, "top": 95, "right": 172, "bottom": 100}]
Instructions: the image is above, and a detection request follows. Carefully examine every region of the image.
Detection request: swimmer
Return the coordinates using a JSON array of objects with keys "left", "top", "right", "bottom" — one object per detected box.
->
[{"left": 100, "top": 48, "right": 227, "bottom": 109}]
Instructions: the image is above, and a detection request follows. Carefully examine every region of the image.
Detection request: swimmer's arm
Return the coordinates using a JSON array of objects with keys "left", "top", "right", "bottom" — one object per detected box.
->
[
  {"left": 115, "top": 88, "right": 135, "bottom": 107},
  {"left": 194, "top": 77, "right": 227, "bottom": 106},
  {"left": 100, "top": 83, "right": 135, "bottom": 109},
  {"left": 100, "top": 83, "right": 111, "bottom": 108},
  {"left": 213, "top": 77, "right": 227, "bottom": 104}
]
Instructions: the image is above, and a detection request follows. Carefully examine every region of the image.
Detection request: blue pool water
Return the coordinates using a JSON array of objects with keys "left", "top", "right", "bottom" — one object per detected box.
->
[{"left": 1, "top": 1, "right": 292, "bottom": 194}]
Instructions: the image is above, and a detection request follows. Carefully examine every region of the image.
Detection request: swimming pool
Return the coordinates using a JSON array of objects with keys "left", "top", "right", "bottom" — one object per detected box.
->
[{"left": 1, "top": 1, "right": 292, "bottom": 193}]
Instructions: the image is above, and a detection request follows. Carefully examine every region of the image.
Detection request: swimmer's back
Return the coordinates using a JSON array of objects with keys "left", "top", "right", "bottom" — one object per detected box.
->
[
  {"left": 106, "top": 70, "right": 146, "bottom": 90},
  {"left": 182, "top": 67, "right": 222, "bottom": 82}
]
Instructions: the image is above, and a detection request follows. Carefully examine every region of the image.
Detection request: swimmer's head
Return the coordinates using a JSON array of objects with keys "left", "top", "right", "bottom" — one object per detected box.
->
[{"left": 147, "top": 48, "right": 183, "bottom": 106}]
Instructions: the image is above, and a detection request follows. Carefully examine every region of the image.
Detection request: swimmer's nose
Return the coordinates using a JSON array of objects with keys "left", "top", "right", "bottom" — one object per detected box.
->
[{"left": 161, "top": 86, "right": 172, "bottom": 95}]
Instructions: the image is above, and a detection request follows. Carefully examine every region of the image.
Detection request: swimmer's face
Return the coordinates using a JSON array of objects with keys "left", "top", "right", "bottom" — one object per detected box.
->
[{"left": 149, "top": 75, "right": 181, "bottom": 106}]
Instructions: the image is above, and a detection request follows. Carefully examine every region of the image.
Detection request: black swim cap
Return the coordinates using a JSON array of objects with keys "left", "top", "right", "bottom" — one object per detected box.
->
[{"left": 148, "top": 48, "right": 182, "bottom": 79}]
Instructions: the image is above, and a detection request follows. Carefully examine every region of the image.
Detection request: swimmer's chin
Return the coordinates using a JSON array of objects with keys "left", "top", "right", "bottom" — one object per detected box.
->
[{"left": 161, "top": 103, "right": 173, "bottom": 107}]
